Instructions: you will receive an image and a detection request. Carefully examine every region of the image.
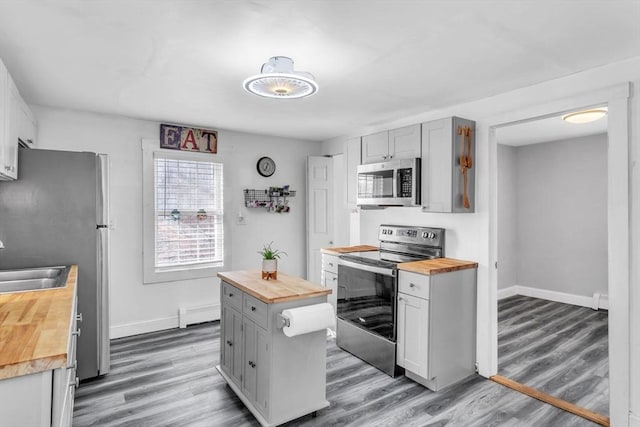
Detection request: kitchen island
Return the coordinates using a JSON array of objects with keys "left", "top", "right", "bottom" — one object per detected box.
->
[{"left": 217, "top": 270, "right": 332, "bottom": 427}]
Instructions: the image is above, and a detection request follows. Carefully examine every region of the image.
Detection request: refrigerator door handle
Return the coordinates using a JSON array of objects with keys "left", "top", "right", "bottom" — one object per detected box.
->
[{"left": 97, "top": 226, "right": 110, "bottom": 374}]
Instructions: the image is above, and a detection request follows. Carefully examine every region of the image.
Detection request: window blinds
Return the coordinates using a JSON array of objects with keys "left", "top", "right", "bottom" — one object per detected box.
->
[{"left": 154, "top": 157, "right": 224, "bottom": 268}]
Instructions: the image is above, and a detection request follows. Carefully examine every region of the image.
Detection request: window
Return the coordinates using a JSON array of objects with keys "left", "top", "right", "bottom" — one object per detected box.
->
[
  {"left": 142, "top": 139, "right": 226, "bottom": 284},
  {"left": 154, "top": 157, "right": 224, "bottom": 268}
]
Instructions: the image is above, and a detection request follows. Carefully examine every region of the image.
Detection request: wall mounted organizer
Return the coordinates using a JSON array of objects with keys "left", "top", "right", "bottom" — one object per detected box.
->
[{"left": 244, "top": 187, "right": 296, "bottom": 213}]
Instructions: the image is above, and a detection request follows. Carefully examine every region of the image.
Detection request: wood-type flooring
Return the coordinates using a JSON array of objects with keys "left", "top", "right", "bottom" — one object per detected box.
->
[
  {"left": 497, "top": 295, "right": 609, "bottom": 417},
  {"left": 74, "top": 296, "right": 608, "bottom": 426}
]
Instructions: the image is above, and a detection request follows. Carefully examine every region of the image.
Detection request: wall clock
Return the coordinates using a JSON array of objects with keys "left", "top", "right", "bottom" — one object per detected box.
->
[{"left": 257, "top": 156, "right": 276, "bottom": 177}]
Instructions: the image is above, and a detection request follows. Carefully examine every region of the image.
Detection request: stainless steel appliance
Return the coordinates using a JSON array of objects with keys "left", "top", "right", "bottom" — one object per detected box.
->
[
  {"left": 336, "top": 224, "right": 444, "bottom": 376},
  {"left": 0, "top": 148, "right": 110, "bottom": 380},
  {"left": 357, "top": 158, "right": 421, "bottom": 207}
]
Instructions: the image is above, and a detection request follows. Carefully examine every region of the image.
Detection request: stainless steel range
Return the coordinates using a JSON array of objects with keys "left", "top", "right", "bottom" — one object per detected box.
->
[{"left": 336, "top": 224, "right": 445, "bottom": 377}]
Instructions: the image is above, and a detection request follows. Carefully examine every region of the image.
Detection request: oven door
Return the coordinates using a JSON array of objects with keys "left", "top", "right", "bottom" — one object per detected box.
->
[{"left": 337, "top": 260, "right": 397, "bottom": 342}]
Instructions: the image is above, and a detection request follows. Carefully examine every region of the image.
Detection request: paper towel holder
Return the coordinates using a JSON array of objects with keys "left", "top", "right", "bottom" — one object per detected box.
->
[{"left": 276, "top": 313, "right": 291, "bottom": 329}]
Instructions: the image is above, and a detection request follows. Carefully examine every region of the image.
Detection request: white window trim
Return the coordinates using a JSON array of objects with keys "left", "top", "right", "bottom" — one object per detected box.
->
[{"left": 142, "top": 138, "right": 228, "bottom": 284}]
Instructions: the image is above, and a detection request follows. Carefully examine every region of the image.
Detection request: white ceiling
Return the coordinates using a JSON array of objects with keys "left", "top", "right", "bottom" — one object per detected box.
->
[{"left": 0, "top": 1, "right": 638, "bottom": 142}]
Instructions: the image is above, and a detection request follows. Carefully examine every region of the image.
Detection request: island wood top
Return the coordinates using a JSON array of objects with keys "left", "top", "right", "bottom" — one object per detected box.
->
[
  {"left": 321, "top": 245, "right": 378, "bottom": 255},
  {"left": 398, "top": 258, "right": 478, "bottom": 275},
  {"left": 0, "top": 265, "right": 77, "bottom": 380},
  {"left": 218, "top": 270, "right": 331, "bottom": 304}
]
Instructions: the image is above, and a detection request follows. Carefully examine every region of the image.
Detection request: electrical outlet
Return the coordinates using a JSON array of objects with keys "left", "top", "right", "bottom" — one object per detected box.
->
[{"left": 236, "top": 212, "right": 247, "bottom": 225}]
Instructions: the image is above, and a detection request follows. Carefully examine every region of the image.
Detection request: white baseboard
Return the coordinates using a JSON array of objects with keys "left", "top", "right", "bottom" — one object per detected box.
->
[
  {"left": 498, "top": 285, "right": 608, "bottom": 310},
  {"left": 111, "top": 304, "right": 221, "bottom": 339},
  {"left": 110, "top": 316, "right": 178, "bottom": 339},
  {"left": 497, "top": 286, "right": 518, "bottom": 300}
]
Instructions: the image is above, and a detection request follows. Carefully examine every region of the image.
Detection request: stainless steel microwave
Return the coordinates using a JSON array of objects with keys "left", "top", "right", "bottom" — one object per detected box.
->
[{"left": 356, "top": 158, "right": 421, "bottom": 207}]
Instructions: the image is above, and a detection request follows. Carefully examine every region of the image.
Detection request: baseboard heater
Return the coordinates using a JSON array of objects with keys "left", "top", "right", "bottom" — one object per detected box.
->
[{"left": 178, "top": 304, "right": 220, "bottom": 328}]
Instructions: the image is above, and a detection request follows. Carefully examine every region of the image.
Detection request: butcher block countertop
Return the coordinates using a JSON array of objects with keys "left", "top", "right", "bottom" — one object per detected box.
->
[
  {"left": 321, "top": 245, "right": 378, "bottom": 255},
  {"left": 0, "top": 265, "right": 77, "bottom": 380},
  {"left": 218, "top": 270, "right": 331, "bottom": 304},
  {"left": 398, "top": 258, "right": 478, "bottom": 275}
]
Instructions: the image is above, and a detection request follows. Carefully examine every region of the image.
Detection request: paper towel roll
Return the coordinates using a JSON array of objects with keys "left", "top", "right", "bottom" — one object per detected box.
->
[{"left": 281, "top": 303, "right": 335, "bottom": 338}]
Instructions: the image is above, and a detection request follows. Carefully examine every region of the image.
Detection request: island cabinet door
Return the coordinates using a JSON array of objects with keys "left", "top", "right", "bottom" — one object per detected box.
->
[
  {"left": 222, "top": 306, "right": 243, "bottom": 385},
  {"left": 397, "top": 292, "right": 430, "bottom": 378},
  {"left": 242, "top": 319, "right": 270, "bottom": 417}
]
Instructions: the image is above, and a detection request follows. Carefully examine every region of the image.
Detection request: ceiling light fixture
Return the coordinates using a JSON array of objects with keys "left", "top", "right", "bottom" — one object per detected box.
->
[
  {"left": 562, "top": 108, "right": 608, "bottom": 124},
  {"left": 243, "top": 56, "right": 318, "bottom": 99}
]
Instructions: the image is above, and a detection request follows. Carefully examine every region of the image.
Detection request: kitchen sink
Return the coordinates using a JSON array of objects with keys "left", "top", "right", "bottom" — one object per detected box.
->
[{"left": 0, "top": 266, "right": 70, "bottom": 294}]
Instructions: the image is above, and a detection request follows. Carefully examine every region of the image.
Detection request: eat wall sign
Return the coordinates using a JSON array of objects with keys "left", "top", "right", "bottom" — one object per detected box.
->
[{"left": 160, "top": 124, "right": 218, "bottom": 154}]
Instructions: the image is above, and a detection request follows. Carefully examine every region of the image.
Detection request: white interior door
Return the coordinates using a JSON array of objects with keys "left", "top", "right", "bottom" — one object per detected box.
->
[{"left": 307, "top": 156, "right": 333, "bottom": 284}]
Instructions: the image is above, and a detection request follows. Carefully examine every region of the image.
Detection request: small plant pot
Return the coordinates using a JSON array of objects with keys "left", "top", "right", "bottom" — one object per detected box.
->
[{"left": 261, "top": 259, "right": 277, "bottom": 280}]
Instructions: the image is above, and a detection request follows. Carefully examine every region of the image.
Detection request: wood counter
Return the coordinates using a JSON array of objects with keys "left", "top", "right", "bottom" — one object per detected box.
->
[
  {"left": 398, "top": 258, "right": 478, "bottom": 275},
  {"left": 320, "top": 245, "right": 378, "bottom": 255},
  {"left": 0, "top": 265, "right": 77, "bottom": 380},
  {"left": 217, "top": 270, "right": 331, "bottom": 304}
]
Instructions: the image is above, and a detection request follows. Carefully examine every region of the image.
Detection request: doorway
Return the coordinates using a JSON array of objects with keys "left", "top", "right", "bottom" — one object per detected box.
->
[
  {"left": 484, "top": 84, "right": 630, "bottom": 426},
  {"left": 493, "top": 112, "right": 609, "bottom": 423}
]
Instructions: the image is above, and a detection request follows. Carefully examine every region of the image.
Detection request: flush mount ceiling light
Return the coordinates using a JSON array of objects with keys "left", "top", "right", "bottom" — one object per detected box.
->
[
  {"left": 562, "top": 108, "right": 608, "bottom": 124},
  {"left": 243, "top": 56, "right": 318, "bottom": 99}
]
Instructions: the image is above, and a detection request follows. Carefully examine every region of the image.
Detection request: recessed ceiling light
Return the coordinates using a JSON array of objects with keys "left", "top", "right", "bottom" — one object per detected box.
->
[
  {"left": 562, "top": 108, "right": 608, "bottom": 124},
  {"left": 243, "top": 56, "right": 318, "bottom": 99}
]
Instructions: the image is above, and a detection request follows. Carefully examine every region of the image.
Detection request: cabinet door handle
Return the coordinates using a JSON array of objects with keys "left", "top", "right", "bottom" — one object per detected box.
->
[
  {"left": 248, "top": 361, "right": 256, "bottom": 368},
  {"left": 251, "top": 306, "right": 256, "bottom": 311},
  {"left": 388, "top": 155, "right": 393, "bottom": 159},
  {"left": 4, "top": 165, "right": 10, "bottom": 171},
  {"left": 398, "top": 297, "right": 404, "bottom": 301},
  {"left": 226, "top": 340, "right": 233, "bottom": 347},
  {"left": 328, "top": 263, "right": 334, "bottom": 267},
  {"left": 409, "top": 283, "right": 416, "bottom": 288},
  {"left": 229, "top": 292, "right": 234, "bottom": 297},
  {"left": 332, "top": 277, "right": 337, "bottom": 281},
  {"left": 76, "top": 313, "right": 83, "bottom": 322},
  {"left": 72, "top": 328, "right": 81, "bottom": 337}
]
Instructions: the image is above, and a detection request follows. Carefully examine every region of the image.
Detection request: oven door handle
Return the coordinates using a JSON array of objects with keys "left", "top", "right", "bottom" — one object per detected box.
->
[{"left": 340, "top": 259, "right": 396, "bottom": 277}]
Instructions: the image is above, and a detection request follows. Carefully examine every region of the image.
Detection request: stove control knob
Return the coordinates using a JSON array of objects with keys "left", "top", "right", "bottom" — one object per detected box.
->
[{"left": 422, "top": 232, "right": 429, "bottom": 238}]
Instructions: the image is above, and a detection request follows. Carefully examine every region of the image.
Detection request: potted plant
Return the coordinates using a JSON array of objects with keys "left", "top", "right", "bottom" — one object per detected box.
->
[{"left": 258, "top": 242, "right": 287, "bottom": 280}]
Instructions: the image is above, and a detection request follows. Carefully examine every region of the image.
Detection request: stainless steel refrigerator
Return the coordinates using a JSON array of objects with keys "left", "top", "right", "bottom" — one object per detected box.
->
[{"left": 0, "top": 148, "right": 110, "bottom": 380}]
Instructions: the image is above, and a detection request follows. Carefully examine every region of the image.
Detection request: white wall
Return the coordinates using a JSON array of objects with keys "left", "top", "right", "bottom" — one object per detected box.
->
[
  {"left": 321, "top": 56, "right": 640, "bottom": 424},
  {"left": 30, "top": 106, "right": 320, "bottom": 337},
  {"left": 497, "top": 144, "right": 517, "bottom": 290},
  {"left": 515, "top": 134, "right": 607, "bottom": 297}
]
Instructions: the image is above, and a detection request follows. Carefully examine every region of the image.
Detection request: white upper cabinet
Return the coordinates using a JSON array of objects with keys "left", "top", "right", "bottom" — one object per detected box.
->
[
  {"left": 389, "top": 124, "right": 421, "bottom": 160},
  {"left": 361, "top": 131, "right": 389, "bottom": 164},
  {"left": 421, "top": 117, "right": 475, "bottom": 213},
  {"left": 0, "top": 58, "right": 37, "bottom": 181},
  {"left": 361, "top": 124, "right": 421, "bottom": 164},
  {"left": 344, "top": 137, "right": 361, "bottom": 208}
]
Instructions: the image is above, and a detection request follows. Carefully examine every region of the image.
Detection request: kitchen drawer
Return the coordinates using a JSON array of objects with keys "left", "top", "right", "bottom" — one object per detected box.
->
[
  {"left": 222, "top": 281, "right": 243, "bottom": 311},
  {"left": 243, "top": 293, "right": 268, "bottom": 327},
  {"left": 322, "top": 254, "right": 339, "bottom": 274},
  {"left": 398, "top": 270, "right": 430, "bottom": 299}
]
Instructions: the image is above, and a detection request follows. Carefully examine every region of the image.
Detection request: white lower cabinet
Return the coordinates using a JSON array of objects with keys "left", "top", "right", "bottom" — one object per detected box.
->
[
  {"left": 397, "top": 292, "right": 429, "bottom": 376},
  {"left": 221, "top": 305, "right": 243, "bottom": 385},
  {"left": 242, "top": 318, "right": 270, "bottom": 416},
  {"left": 320, "top": 253, "right": 339, "bottom": 315},
  {"left": 397, "top": 268, "right": 477, "bottom": 391},
  {"left": 0, "top": 296, "right": 78, "bottom": 427}
]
